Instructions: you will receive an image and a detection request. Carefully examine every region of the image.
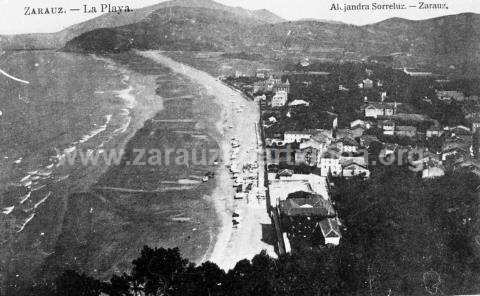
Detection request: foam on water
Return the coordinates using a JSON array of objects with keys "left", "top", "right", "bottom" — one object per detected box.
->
[
  {"left": 78, "top": 114, "right": 112, "bottom": 144},
  {"left": 2, "top": 206, "right": 14, "bottom": 215},
  {"left": 19, "top": 191, "right": 31, "bottom": 204},
  {"left": 17, "top": 213, "right": 35, "bottom": 233},
  {"left": 33, "top": 192, "right": 51, "bottom": 209}
]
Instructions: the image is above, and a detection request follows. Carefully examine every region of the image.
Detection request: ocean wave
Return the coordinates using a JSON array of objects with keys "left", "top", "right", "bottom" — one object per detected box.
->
[
  {"left": 54, "top": 175, "right": 69, "bottom": 183},
  {"left": 2, "top": 206, "right": 14, "bottom": 215},
  {"left": 78, "top": 114, "right": 112, "bottom": 144},
  {"left": 31, "top": 184, "right": 46, "bottom": 192},
  {"left": 33, "top": 192, "right": 51, "bottom": 209},
  {"left": 17, "top": 213, "right": 35, "bottom": 233},
  {"left": 19, "top": 191, "right": 31, "bottom": 204}
]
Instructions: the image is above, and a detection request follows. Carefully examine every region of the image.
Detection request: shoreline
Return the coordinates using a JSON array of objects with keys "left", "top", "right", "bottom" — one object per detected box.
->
[{"left": 138, "top": 50, "right": 276, "bottom": 270}]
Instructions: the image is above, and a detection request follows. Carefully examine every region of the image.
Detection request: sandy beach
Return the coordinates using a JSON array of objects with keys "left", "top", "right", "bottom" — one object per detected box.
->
[{"left": 138, "top": 50, "right": 276, "bottom": 270}]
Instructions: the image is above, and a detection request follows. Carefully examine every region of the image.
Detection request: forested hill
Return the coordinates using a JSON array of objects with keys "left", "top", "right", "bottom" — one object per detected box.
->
[
  {"left": 0, "top": 0, "right": 285, "bottom": 50},
  {"left": 62, "top": 5, "right": 480, "bottom": 73}
]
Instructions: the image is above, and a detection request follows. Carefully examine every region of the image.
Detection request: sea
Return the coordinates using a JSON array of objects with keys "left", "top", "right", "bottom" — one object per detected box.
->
[
  {"left": 0, "top": 51, "right": 134, "bottom": 231},
  {"left": 0, "top": 50, "right": 220, "bottom": 293}
]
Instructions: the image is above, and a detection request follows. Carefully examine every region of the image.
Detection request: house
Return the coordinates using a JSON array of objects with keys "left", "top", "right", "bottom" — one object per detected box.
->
[
  {"left": 350, "top": 119, "right": 365, "bottom": 128},
  {"left": 319, "top": 217, "right": 342, "bottom": 246},
  {"left": 284, "top": 130, "right": 314, "bottom": 143},
  {"left": 318, "top": 151, "right": 342, "bottom": 177},
  {"left": 426, "top": 126, "right": 444, "bottom": 138},
  {"left": 295, "top": 146, "right": 319, "bottom": 166},
  {"left": 342, "top": 162, "right": 370, "bottom": 178},
  {"left": 271, "top": 90, "right": 288, "bottom": 107},
  {"left": 364, "top": 102, "right": 396, "bottom": 118},
  {"left": 274, "top": 79, "right": 290, "bottom": 94},
  {"left": 472, "top": 121, "right": 480, "bottom": 133},
  {"left": 339, "top": 85, "right": 349, "bottom": 91},
  {"left": 395, "top": 126, "right": 417, "bottom": 137},
  {"left": 436, "top": 90, "right": 465, "bottom": 101},
  {"left": 268, "top": 116, "right": 277, "bottom": 123},
  {"left": 256, "top": 68, "right": 272, "bottom": 79},
  {"left": 254, "top": 94, "right": 267, "bottom": 103},
  {"left": 362, "top": 78, "right": 374, "bottom": 89},
  {"left": 336, "top": 136, "right": 360, "bottom": 153},
  {"left": 289, "top": 99, "right": 310, "bottom": 107},
  {"left": 422, "top": 164, "right": 445, "bottom": 179},
  {"left": 380, "top": 120, "right": 395, "bottom": 136}
]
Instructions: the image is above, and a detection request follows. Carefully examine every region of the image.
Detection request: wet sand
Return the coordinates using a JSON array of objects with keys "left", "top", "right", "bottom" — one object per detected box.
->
[{"left": 138, "top": 50, "right": 276, "bottom": 270}]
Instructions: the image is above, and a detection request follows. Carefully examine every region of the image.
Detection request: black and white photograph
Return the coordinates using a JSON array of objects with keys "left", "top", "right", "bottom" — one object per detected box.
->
[{"left": 1, "top": 0, "right": 480, "bottom": 295}]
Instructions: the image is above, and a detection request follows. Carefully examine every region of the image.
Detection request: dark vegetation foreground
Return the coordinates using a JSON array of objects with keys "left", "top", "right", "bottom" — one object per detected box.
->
[{"left": 17, "top": 166, "right": 480, "bottom": 296}]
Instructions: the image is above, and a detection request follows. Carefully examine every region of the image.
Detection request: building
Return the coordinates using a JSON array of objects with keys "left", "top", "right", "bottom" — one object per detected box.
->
[
  {"left": 436, "top": 90, "right": 465, "bottom": 101},
  {"left": 395, "top": 126, "right": 417, "bottom": 137},
  {"left": 364, "top": 102, "right": 396, "bottom": 118},
  {"left": 256, "top": 68, "right": 272, "bottom": 79},
  {"left": 268, "top": 173, "right": 330, "bottom": 207},
  {"left": 380, "top": 120, "right": 395, "bottom": 136},
  {"left": 284, "top": 130, "right": 314, "bottom": 143},
  {"left": 274, "top": 79, "right": 290, "bottom": 94},
  {"left": 403, "top": 68, "right": 434, "bottom": 77},
  {"left": 289, "top": 99, "right": 310, "bottom": 107},
  {"left": 295, "top": 146, "right": 319, "bottom": 166},
  {"left": 318, "top": 152, "right": 342, "bottom": 177},
  {"left": 319, "top": 218, "right": 342, "bottom": 246},
  {"left": 335, "top": 136, "right": 360, "bottom": 153},
  {"left": 362, "top": 78, "right": 374, "bottom": 89},
  {"left": 422, "top": 164, "right": 445, "bottom": 179},
  {"left": 350, "top": 119, "right": 365, "bottom": 128},
  {"left": 271, "top": 90, "right": 288, "bottom": 107},
  {"left": 426, "top": 126, "right": 444, "bottom": 138},
  {"left": 472, "top": 121, "right": 480, "bottom": 133},
  {"left": 341, "top": 162, "right": 370, "bottom": 178},
  {"left": 278, "top": 193, "right": 336, "bottom": 218}
]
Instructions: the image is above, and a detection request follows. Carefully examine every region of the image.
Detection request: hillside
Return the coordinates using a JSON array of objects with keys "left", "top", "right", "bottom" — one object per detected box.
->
[
  {"left": 2, "top": 0, "right": 480, "bottom": 75},
  {"left": 64, "top": 6, "right": 268, "bottom": 53},
  {"left": 64, "top": 10, "right": 480, "bottom": 62},
  {"left": 0, "top": 0, "right": 285, "bottom": 50}
]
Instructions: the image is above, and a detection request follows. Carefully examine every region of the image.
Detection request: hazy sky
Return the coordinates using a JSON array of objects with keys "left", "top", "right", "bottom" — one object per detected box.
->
[{"left": 0, "top": 0, "right": 479, "bottom": 34}]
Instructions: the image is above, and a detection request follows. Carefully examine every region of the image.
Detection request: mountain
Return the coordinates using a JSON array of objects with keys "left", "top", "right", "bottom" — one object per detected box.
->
[
  {"left": 365, "top": 13, "right": 480, "bottom": 59},
  {"left": 2, "top": 0, "right": 480, "bottom": 74},
  {"left": 0, "top": 0, "right": 285, "bottom": 50},
  {"left": 62, "top": 6, "right": 480, "bottom": 57}
]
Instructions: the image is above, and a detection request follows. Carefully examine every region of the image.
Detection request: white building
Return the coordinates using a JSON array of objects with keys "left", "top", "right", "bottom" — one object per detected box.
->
[
  {"left": 319, "top": 218, "right": 342, "bottom": 246},
  {"left": 271, "top": 90, "right": 288, "bottom": 107},
  {"left": 319, "top": 157, "right": 342, "bottom": 177},
  {"left": 284, "top": 130, "right": 313, "bottom": 143},
  {"left": 342, "top": 162, "right": 371, "bottom": 178},
  {"left": 268, "top": 173, "right": 330, "bottom": 207},
  {"left": 289, "top": 99, "right": 310, "bottom": 107}
]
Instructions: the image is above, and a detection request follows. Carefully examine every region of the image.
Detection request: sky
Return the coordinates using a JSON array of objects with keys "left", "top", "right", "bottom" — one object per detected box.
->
[{"left": 0, "top": 0, "right": 479, "bottom": 34}]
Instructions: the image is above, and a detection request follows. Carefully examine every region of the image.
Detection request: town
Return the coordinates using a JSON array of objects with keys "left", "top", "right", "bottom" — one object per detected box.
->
[{"left": 221, "top": 58, "right": 480, "bottom": 254}]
